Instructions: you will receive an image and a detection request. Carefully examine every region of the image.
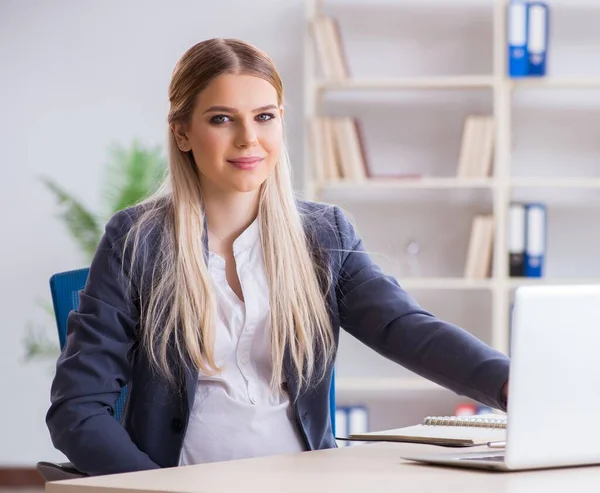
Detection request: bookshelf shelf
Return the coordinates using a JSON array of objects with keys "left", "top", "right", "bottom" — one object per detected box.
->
[
  {"left": 326, "top": 0, "right": 494, "bottom": 7},
  {"left": 511, "top": 182, "right": 600, "bottom": 207},
  {"left": 510, "top": 77, "right": 600, "bottom": 89},
  {"left": 318, "top": 177, "right": 496, "bottom": 192},
  {"left": 508, "top": 278, "right": 600, "bottom": 289},
  {"left": 401, "top": 277, "right": 494, "bottom": 290},
  {"left": 317, "top": 76, "right": 495, "bottom": 91},
  {"left": 336, "top": 377, "right": 445, "bottom": 394},
  {"left": 511, "top": 178, "right": 600, "bottom": 188}
]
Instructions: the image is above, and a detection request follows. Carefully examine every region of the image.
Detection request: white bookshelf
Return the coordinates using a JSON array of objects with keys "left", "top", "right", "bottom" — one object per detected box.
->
[
  {"left": 509, "top": 277, "right": 600, "bottom": 288},
  {"left": 318, "top": 177, "right": 496, "bottom": 191},
  {"left": 336, "top": 377, "right": 443, "bottom": 394},
  {"left": 400, "top": 277, "right": 494, "bottom": 290},
  {"left": 511, "top": 178, "right": 600, "bottom": 188},
  {"left": 317, "top": 76, "right": 495, "bottom": 91},
  {"left": 510, "top": 77, "right": 600, "bottom": 89},
  {"left": 303, "top": 0, "right": 600, "bottom": 395}
]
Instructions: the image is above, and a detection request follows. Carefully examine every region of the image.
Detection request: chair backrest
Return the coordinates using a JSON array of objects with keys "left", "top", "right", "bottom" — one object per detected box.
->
[
  {"left": 49, "top": 268, "right": 128, "bottom": 421},
  {"left": 50, "top": 268, "right": 90, "bottom": 349},
  {"left": 50, "top": 268, "right": 336, "bottom": 434},
  {"left": 329, "top": 369, "right": 336, "bottom": 436}
]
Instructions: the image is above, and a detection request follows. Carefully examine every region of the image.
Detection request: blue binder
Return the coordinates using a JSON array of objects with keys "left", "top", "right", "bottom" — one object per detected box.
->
[
  {"left": 507, "top": 1, "right": 529, "bottom": 78},
  {"left": 527, "top": 2, "right": 549, "bottom": 76},
  {"left": 524, "top": 203, "right": 546, "bottom": 278},
  {"left": 335, "top": 406, "right": 350, "bottom": 447}
]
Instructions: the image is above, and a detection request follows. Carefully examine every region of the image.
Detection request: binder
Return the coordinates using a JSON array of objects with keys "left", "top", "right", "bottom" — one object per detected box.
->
[
  {"left": 507, "top": 1, "right": 529, "bottom": 78},
  {"left": 527, "top": 2, "right": 549, "bottom": 77},
  {"left": 476, "top": 406, "right": 493, "bottom": 415},
  {"left": 335, "top": 405, "right": 369, "bottom": 447},
  {"left": 335, "top": 407, "right": 349, "bottom": 447},
  {"left": 508, "top": 203, "right": 526, "bottom": 277},
  {"left": 347, "top": 406, "right": 369, "bottom": 447},
  {"left": 524, "top": 203, "right": 546, "bottom": 278}
]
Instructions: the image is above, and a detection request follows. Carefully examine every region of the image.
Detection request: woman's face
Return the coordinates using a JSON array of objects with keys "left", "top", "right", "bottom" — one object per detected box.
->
[{"left": 173, "top": 74, "right": 284, "bottom": 196}]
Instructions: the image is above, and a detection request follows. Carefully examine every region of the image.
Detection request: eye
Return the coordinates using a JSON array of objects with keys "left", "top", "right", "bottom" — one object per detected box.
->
[
  {"left": 210, "top": 114, "right": 231, "bottom": 124},
  {"left": 256, "top": 112, "right": 275, "bottom": 122}
]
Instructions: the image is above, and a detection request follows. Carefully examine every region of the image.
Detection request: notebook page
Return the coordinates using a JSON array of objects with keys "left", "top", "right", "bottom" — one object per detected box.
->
[{"left": 349, "top": 424, "right": 506, "bottom": 445}]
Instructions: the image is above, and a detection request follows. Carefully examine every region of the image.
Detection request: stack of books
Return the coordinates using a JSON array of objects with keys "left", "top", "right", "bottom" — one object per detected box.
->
[{"left": 309, "top": 117, "right": 367, "bottom": 182}]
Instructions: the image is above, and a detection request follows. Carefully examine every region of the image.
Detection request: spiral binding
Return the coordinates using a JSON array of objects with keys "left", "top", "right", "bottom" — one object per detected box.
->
[{"left": 423, "top": 414, "right": 507, "bottom": 429}]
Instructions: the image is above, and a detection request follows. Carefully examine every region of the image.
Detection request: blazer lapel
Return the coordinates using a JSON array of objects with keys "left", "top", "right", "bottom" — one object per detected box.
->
[{"left": 283, "top": 347, "right": 299, "bottom": 404}]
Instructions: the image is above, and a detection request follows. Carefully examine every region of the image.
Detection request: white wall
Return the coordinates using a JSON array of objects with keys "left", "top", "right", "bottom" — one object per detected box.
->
[{"left": 0, "top": 0, "right": 306, "bottom": 466}]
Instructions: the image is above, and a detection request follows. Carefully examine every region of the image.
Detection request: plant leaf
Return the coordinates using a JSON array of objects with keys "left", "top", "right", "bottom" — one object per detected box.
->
[
  {"left": 102, "top": 140, "right": 167, "bottom": 215},
  {"left": 22, "top": 323, "right": 60, "bottom": 362},
  {"left": 35, "top": 297, "right": 55, "bottom": 318},
  {"left": 40, "top": 177, "right": 102, "bottom": 262}
]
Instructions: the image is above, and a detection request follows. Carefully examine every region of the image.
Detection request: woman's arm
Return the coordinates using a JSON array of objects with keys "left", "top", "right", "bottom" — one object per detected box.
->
[
  {"left": 333, "top": 206, "right": 509, "bottom": 411},
  {"left": 46, "top": 209, "right": 160, "bottom": 476}
]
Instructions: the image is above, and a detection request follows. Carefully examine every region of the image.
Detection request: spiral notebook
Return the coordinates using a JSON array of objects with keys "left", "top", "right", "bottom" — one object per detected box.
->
[{"left": 348, "top": 414, "right": 507, "bottom": 447}]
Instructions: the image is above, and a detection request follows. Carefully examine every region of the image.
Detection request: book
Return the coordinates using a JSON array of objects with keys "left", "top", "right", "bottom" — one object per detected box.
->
[
  {"left": 331, "top": 117, "right": 367, "bottom": 181},
  {"left": 311, "top": 15, "right": 349, "bottom": 81},
  {"left": 309, "top": 118, "right": 340, "bottom": 183},
  {"left": 348, "top": 413, "right": 507, "bottom": 447},
  {"left": 464, "top": 214, "right": 495, "bottom": 279},
  {"left": 456, "top": 115, "right": 494, "bottom": 179}
]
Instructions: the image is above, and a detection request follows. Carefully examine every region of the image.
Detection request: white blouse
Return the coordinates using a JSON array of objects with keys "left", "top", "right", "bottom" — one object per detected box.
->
[{"left": 178, "top": 219, "right": 306, "bottom": 465}]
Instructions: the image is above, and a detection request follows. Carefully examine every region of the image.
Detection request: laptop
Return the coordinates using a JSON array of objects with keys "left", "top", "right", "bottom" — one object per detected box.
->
[{"left": 402, "top": 284, "right": 600, "bottom": 471}]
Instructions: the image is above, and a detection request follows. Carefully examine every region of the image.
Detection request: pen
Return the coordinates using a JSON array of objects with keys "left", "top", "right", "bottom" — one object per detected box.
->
[{"left": 487, "top": 441, "right": 506, "bottom": 448}]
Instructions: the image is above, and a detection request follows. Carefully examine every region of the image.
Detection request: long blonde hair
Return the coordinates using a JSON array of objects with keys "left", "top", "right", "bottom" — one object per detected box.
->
[{"left": 123, "top": 38, "right": 335, "bottom": 396}]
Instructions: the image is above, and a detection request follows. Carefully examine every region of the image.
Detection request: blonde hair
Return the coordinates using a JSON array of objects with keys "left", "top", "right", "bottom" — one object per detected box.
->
[{"left": 123, "top": 38, "right": 335, "bottom": 396}]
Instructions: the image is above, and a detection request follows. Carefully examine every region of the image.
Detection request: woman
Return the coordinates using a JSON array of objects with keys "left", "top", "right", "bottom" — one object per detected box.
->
[{"left": 46, "top": 38, "right": 509, "bottom": 476}]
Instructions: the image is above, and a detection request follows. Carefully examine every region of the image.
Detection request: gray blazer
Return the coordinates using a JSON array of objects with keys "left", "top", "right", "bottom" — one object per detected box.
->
[{"left": 46, "top": 199, "right": 509, "bottom": 476}]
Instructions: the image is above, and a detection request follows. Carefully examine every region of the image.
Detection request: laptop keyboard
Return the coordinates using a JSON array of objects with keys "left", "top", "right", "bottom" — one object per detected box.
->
[{"left": 459, "top": 455, "right": 505, "bottom": 462}]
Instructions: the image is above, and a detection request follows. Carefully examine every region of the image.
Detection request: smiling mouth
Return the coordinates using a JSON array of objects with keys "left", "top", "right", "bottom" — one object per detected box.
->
[
  {"left": 227, "top": 157, "right": 264, "bottom": 170},
  {"left": 227, "top": 157, "right": 264, "bottom": 164}
]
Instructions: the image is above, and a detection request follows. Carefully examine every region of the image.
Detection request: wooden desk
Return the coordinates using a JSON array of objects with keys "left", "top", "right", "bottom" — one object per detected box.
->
[{"left": 46, "top": 443, "right": 600, "bottom": 493}]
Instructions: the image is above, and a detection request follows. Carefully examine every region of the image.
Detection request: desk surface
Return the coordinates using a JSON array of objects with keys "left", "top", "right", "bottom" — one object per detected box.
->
[{"left": 46, "top": 443, "right": 600, "bottom": 493}]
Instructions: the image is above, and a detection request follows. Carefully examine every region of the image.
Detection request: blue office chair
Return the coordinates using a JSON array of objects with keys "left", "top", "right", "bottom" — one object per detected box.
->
[
  {"left": 36, "top": 268, "right": 336, "bottom": 480},
  {"left": 37, "top": 268, "right": 92, "bottom": 481}
]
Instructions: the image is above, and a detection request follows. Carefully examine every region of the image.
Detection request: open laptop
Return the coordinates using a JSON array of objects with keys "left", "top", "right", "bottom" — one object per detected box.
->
[{"left": 402, "top": 284, "right": 600, "bottom": 471}]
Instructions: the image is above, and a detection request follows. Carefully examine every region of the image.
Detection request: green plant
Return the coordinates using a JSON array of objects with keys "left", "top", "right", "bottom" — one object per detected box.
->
[{"left": 23, "top": 140, "right": 167, "bottom": 362}]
